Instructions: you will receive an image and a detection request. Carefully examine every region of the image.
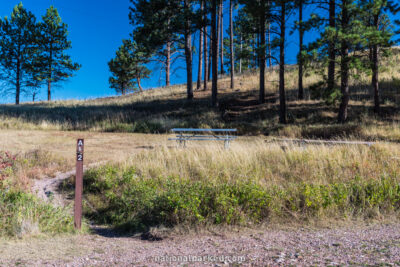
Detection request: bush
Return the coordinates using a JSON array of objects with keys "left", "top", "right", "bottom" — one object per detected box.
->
[
  {"left": 0, "top": 190, "right": 76, "bottom": 238},
  {"left": 82, "top": 164, "right": 400, "bottom": 232}
]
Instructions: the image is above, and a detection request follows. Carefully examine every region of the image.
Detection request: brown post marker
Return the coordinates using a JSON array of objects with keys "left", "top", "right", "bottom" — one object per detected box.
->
[{"left": 74, "top": 139, "right": 84, "bottom": 230}]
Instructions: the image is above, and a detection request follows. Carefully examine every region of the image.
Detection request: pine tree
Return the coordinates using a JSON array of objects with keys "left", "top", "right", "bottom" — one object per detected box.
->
[
  {"left": 296, "top": 0, "right": 306, "bottom": 99},
  {"left": 229, "top": 0, "right": 235, "bottom": 89},
  {"left": 219, "top": 0, "right": 225, "bottom": 75},
  {"left": 36, "top": 6, "right": 80, "bottom": 101},
  {"left": 361, "top": 0, "right": 399, "bottom": 113},
  {"left": 305, "top": 0, "right": 376, "bottom": 122},
  {"left": 203, "top": 0, "right": 209, "bottom": 91},
  {"left": 327, "top": 0, "right": 336, "bottom": 99},
  {"left": 238, "top": 0, "right": 271, "bottom": 104},
  {"left": 130, "top": 0, "right": 200, "bottom": 100},
  {"left": 212, "top": 0, "right": 219, "bottom": 106},
  {"left": 273, "top": 0, "right": 294, "bottom": 123},
  {"left": 130, "top": 0, "right": 180, "bottom": 88},
  {"left": 108, "top": 40, "right": 150, "bottom": 95},
  {"left": 0, "top": 3, "right": 38, "bottom": 104},
  {"left": 337, "top": 0, "right": 370, "bottom": 122},
  {"left": 197, "top": 0, "right": 205, "bottom": 91},
  {"left": 233, "top": 9, "right": 257, "bottom": 72}
]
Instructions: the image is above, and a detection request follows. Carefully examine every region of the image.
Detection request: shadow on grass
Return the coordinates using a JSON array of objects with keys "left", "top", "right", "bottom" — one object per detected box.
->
[{"left": 0, "top": 79, "right": 399, "bottom": 138}]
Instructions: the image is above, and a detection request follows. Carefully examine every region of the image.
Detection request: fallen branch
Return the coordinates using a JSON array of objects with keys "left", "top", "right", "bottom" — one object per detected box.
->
[{"left": 267, "top": 138, "right": 376, "bottom": 146}]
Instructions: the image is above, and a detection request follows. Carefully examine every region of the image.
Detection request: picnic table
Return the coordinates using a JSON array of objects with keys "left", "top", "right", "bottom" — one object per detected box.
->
[{"left": 169, "top": 128, "right": 237, "bottom": 149}]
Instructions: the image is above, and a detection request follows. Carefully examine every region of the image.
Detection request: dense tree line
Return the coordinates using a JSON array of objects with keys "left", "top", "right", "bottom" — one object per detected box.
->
[
  {"left": 114, "top": 0, "right": 399, "bottom": 123},
  {"left": 0, "top": 3, "right": 80, "bottom": 104}
]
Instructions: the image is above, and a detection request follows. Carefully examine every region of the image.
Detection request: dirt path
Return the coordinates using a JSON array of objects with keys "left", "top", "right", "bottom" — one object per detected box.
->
[
  {"left": 0, "top": 223, "right": 399, "bottom": 266},
  {"left": 31, "top": 162, "right": 105, "bottom": 207}
]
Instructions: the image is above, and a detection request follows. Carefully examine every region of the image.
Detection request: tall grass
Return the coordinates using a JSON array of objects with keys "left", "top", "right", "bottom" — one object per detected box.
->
[
  {"left": 0, "top": 190, "right": 76, "bottom": 238},
  {"left": 79, "top": 142, "right": 400, "bottom": 230}
]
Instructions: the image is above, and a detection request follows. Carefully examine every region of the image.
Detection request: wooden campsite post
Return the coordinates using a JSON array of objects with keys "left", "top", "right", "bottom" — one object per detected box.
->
[{"left": 74, "top": 139, "right": 84, "bottom": 230}]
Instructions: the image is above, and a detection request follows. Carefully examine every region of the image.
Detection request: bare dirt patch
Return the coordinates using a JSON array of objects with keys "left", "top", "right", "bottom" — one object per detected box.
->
[
  {"left": 31, "top": 162, "right": 105, "bottom": 207},
  {"left": 0, "top": 223, "right": 399, "bottom": 266}
]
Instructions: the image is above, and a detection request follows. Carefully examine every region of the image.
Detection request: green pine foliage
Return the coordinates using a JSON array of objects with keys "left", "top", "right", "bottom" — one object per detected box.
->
[
  {"left": 306, "top": 0, "right": 398, "bottom": 111},
  {"left": 108, "top": 39, "right": 151, "bottom": 95},
  {"left": 0, "top": 4, "right": 79, "bottom": 104},
  {"left": 35, "top": 6, "right": 81, "bottom": 101},
  {"left": 0, "top": 3, "right": 38, "bottom": 105}
]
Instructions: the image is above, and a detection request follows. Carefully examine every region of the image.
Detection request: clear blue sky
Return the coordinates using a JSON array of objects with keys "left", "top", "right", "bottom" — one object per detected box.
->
[
  {"left": 0, "top": 0, "right": 309, "bottom": 103},
  {"left": 1, "top": 1, "right": 396, "bottom": 104},
  {"left": 1, "top": 0, "right": 134, "bottom": 103}
]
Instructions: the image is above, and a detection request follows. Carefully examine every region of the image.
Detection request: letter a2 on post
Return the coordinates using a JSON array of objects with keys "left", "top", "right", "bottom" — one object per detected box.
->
[{"left": 75, "top": 139, "right": 84, "bottom": 229}]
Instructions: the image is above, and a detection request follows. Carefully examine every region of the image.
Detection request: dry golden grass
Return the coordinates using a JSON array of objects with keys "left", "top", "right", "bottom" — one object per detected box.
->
[
  {"left": 0, "top": 130, "right": 167, "bottom": 166},
  {"left": 124, "top": 139, "right": 400, "bottom": 186}
]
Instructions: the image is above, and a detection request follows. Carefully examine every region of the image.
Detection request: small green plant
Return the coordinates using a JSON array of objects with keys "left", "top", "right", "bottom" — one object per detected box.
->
[
  {"left": 0, "top": 190, "right": 78, "bottom": 238},
  {"left": 0, "top": 151, "right": 17, "bottom": 181}
]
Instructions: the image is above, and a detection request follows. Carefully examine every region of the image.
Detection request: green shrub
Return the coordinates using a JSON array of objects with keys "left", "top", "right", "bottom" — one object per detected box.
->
[
  {"left": 0, "top": 190, "right": 77, "bottom": 237},
  {"left": 82, "top": 164, "right": 400, "bottom": 231}
]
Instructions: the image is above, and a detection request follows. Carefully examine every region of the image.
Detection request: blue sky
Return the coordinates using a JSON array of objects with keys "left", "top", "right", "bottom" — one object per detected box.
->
[
  {"left": 1, "top": 0, "right": 133, "bottom": 103},
  {"left": 1, "top": 1, "right": 395, "bottom": 104},
  {"left": 0, "top": 0, "right": 309, "bottom": 104}
]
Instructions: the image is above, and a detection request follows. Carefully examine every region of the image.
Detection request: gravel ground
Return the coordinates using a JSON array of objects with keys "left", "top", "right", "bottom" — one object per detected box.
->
[{"left": 1, "top": 223, "right": 399, "bottom": 266}]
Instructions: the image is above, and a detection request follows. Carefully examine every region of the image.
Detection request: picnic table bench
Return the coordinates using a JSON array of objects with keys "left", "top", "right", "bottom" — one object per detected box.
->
[{"left": 169, "top": 128, "right": 237, "bottom": 149}]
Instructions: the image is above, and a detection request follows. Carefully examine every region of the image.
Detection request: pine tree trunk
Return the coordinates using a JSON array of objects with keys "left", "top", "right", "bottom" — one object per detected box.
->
[
  {"left": 166, "top": 42, "right": 171, "bottom": 87},
  {"left": 48, "top": 79, "right": 51, "bottom": 101},
  {"left": 184, "top": 0, "right": 193, "bottom": 100},
  {"left": 208, "top": 34, "right": 212, "bottom": 81},
  {"left": 212, "top": 0, "right": 218, "bottom": 106},
  {"left": 328, "top": 0, "right": 336, "bottom": 94},
  {"left": 253, "top": 34, "right": 257, "bottom": 68},
  {"left": 259, "top": 4, "right": 266, "bottom": 104},
  {"left": 338, "top": 0, "right": 350, "bottom": 123},
  {"left": 372, "top": 44, "right": 379, "bottom": 113},
  {"left": 268, "top": 22, "right": 272, "bottom": 68},
  {"left": 239, "top": 35, "right": 242, "bottom": 73},
  {"left": 216, "top": 2, "right": 221, "bottom": 76},
  {"left": 48, "top": 48, "right": 53, "bottom": 101},
  {"left": 372, "top": 13, "right": 380, "bottom": 113},
  {"left": 220, "top": 1, "right": 225, "bottom": 75},
  {"left": 257, "top": 33, "right": 260, "bottom": 67},
  {"left": 204, "top": 3, "right": 209, "bottom": 91},
  {"left": 137, "top": 78, "right": 143, "bottom": 92},
  {"left": 298, "top": 0, "right": 304, "bottom": 100},
  {"left": 16, "top": 57, "right": 20, "bottom": 105},
  {"left": 197, "top": 2, "right": 204, "bottom": 91},
  {"left": 279, "top": 2, "right": 287, "bottom": 124},
  {"left": 122, "top": 83, "right": 126, "bottom": 95},
  {"left": 229, "top": 0, "right": 234, "bottom": 89}
]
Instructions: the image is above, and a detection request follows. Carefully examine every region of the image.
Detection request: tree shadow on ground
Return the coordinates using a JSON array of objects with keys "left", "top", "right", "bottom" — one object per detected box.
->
[{"left": 0, "top": 79, "right": 398, "bottom": 138}]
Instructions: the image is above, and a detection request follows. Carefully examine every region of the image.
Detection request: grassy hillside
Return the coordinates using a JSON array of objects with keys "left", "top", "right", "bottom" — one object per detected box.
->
[{"left": 0, "top": 47, "right": 399, "bottom": 140}]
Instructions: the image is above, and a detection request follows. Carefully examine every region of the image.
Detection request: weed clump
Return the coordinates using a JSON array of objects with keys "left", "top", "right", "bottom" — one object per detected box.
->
[{"left": 0, "top": 190, "right": 76, "bottom": 238}]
